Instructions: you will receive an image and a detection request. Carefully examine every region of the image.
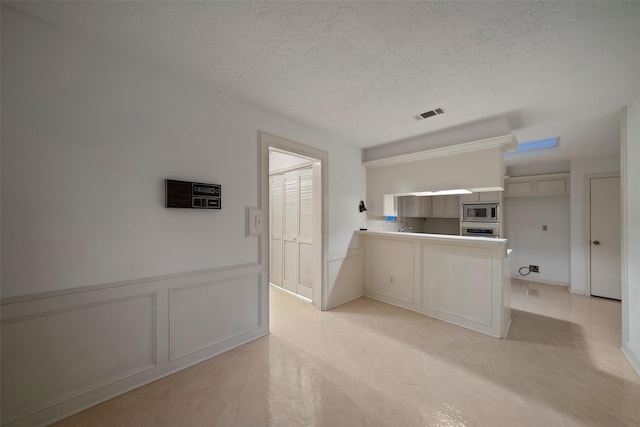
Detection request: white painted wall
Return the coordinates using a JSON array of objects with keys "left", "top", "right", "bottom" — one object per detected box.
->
[
  {"left": 0, "top": 8, "right": 366, "bottom": 424},
  {"left": 569, "top": 155, "right": 620, "bottom": 294},
  {"left": 505, "top": 196, "right": 570, "bottom": 285},
  {"left": 1, "top": 8, "right": 365, "bottom": 298},
  {"left": 624, "top": 94, "right": 640, "bottom": 373}
]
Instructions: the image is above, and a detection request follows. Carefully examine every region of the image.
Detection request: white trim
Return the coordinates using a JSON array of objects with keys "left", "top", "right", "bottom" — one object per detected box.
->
[
  {"left": 622, "top": 342, "right": 640, "bottom": 376},
  {"left": 269, "top": 163, "right": 314, "bottom": 176},
  {"left": 584, "top": 172, "right": 621, "bottom": 298},
  {"left": 328, "top": 249, "right": 361, "bottom": 262},
  {"left": 269, "top": 283, "right": 312, "bottom": 303},
  {"left": 0, "top": 261, "right": 261, "bottom": 306},
  {"left": 363, "top": 134, "right": 517, "bottom": 168},
  {"left": 0, "top": 263, "right": 266, "bottom": 426},
  {"left": 259, "top": 131, "right": 328, "bottom": 311},
  {"left": 511, "top": 276, "right": 569, "bottom": 288},
  {"left": 620, "top": 106, "right": 629, "bottom": 347}
]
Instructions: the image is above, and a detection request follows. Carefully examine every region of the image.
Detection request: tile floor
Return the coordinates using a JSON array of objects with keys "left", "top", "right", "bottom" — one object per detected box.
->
[{"left": 54, "top": 280, "right": 640, "bottom": 426}]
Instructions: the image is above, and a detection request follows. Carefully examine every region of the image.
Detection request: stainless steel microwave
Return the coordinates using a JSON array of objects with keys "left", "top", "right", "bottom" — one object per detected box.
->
[{"left": 462, "top": 203, "right": 499, "bottom": 222}]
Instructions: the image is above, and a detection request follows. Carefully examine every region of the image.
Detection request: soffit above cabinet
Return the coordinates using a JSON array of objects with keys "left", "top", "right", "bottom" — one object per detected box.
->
[{"left": 362, "top": 134, "right": 517, "bottom": 168}]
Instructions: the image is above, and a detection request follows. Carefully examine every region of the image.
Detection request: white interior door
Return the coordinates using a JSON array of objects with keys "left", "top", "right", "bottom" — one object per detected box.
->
[
  {"left": 590, "top": 176, "right": 621, "bottom": 300},
  {"left": 270, "top": 166, "right": 314, "bottom": 301},
  {"left": 269, "top": 175, "right": 283, "bottom": 287},
  {"left": 296, "top": 169, "right": 314, "bottom": 299},
  {"left": 282, "top": 172, "right": 299, "bottom": 293}
]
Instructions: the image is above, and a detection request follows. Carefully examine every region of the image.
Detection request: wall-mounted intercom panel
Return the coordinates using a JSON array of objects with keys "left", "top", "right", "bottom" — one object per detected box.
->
[{"left": 165, "top": 179, "right": 221, "bottom": 209}]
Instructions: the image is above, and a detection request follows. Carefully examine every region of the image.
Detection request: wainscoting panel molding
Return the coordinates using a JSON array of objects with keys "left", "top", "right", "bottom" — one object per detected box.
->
[
  {"left": 0, "top": 263, "right": 267, "bottom": 427},
  {"left": 169, "top": 273, "right": 262, "bottom": 360}
]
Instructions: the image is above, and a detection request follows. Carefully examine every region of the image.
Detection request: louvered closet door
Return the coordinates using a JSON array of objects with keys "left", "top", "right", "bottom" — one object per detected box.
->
[
  {"left": 296, "top": 169, "right": 313, "bottom": 299},
  {"left": 282, "top": 172, "right": 300, "bottom": 293},
  {"left": 269, "top": 175, "right": 283, "bottom": 287}
]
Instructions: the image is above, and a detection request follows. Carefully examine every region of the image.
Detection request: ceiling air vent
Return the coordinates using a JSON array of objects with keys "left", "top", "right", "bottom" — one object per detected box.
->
[{"left": 415, "top": 108, "right": 445, "bottom": 121}]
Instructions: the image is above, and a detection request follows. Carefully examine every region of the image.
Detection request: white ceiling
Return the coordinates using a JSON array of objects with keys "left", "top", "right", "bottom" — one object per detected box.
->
[{"left": 6, "top": 1, "right": 640, "bottom": 166}]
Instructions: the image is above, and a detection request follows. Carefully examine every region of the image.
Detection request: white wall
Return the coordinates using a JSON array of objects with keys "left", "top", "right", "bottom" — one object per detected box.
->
[
  {"left": 569, "top": 156, "right": 620, "bottom": 294},
  {"left": 505, "top": 196, "right": 570, "bottom": 285},
  {"left": 624, "top": 94, "right": 640, "bottom": 374},
  {"left": 1, "top": 8, "right": 364, "bottom": 298},
  {"left": 0, "top": 8, "right": 365, "bottom": 424}
]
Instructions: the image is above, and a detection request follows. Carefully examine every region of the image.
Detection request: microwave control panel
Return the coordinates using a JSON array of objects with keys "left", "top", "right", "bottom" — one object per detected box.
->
[{"left": 166, "top": 179, "right": 221, "bottom": 209}]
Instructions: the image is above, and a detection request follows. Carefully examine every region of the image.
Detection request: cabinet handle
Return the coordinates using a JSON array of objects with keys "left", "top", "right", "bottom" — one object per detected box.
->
[{"left": 593, "top": 240, "right": 600, "bottom": 245}]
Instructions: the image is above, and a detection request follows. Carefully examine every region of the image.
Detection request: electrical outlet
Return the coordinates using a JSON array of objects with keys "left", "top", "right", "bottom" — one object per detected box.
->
[{"left": 529, "top": 265, "right": 539, "bottom": 273}]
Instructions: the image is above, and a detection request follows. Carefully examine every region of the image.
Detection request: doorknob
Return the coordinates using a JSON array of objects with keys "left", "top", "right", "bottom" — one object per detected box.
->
[{"left": 593, "top": 240, "right": 600, "bottom": 245}]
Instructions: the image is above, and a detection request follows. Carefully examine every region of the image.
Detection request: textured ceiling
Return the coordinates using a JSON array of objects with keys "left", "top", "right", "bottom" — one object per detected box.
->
[{"left": 6, "top": 1, "right": 640, "bottom": 164}]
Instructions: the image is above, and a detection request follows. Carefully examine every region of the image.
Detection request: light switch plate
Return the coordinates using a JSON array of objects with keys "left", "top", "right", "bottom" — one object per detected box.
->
[{"left": 246, "top": 207, "right": 263, "bottom": 236}]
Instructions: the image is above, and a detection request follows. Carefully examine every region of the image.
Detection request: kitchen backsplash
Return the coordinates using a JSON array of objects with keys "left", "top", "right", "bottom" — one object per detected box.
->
[{"left": 365, "top": 216, "right": 457, "bottom": 235}]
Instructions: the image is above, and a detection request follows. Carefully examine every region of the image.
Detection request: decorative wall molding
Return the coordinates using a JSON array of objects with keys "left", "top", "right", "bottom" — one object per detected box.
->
[
  {"left": 169, "top": 272, "right": 262, "bottom": 360},
  {"left": 326, "top": 249, "right": 363, "bottom": 310},
  {"left": 362, "top": 134, "right": 517, "bottom": 168},
  {"left": 1, "top": 263, "right": 267, "bottom": 427}
]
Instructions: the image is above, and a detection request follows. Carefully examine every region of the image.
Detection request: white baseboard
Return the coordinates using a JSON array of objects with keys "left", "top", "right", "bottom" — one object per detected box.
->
[
  {"left": 622, "top": 342, "right": 640, "bottom": 376},
  {"left": 1, "top": 263, "right": 267, "bottom": 427},
  {"left": 269, "top": 283, "right": 312, "bottom": 303},
  {"left": 511, "top": 275, "right": 569, "bottom": 288}
]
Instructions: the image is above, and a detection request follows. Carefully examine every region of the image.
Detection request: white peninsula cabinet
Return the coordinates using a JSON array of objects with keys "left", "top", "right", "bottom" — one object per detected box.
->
[{"left": 358, "top": 231, "right": 511, "bottom": 338}]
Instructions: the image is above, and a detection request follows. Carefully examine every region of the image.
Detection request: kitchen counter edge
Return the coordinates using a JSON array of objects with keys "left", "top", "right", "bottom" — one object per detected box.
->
[{"left": 357, "top": 230, "right": 507, "bottom": 244}]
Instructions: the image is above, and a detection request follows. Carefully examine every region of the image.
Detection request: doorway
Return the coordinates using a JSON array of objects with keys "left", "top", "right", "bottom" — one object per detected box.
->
[
  {"left": 269, "top": 152, "right": 317, "bottom": 301},
  {"left": 259, "top": 132, "right": 327, "bottom": 311},
  {"left": 588, "top": 174, "right": 621, "bottom": 300}
]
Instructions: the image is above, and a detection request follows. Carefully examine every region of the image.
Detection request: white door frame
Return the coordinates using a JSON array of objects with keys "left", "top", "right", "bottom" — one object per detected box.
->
[
  {"left": 259, "top": 131, "right": 328, "bottom": 310},
  {"left": 584, "top": 172, "right": 621, "bottom": 297}
]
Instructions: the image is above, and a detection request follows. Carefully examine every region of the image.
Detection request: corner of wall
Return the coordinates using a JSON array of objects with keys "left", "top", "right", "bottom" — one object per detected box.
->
[{"left": 622, "top": 342, "right": 640, "bottom": 376}]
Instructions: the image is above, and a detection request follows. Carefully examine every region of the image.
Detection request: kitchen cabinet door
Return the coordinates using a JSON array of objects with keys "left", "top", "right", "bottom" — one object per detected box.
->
[
  {"left": 383, "top": 194, "right": 398, "bottom": 217},
  {"left": 504, "top": 173, "right": 569, "bottom": 197},
  {"left": 399, "top": 196, "right": 431, "bottom": 217},
  {"left": 479, "top": 191, "right": 500, "bottom": 202},
  {"left": 431, "top": 195, "right": 460, "bottom": 218},
  {"left": 461, "top": 191, "right": 500, "bottom": 203},
  {"left": 460, "top": 193, "right": 480, "bottom": 203}
]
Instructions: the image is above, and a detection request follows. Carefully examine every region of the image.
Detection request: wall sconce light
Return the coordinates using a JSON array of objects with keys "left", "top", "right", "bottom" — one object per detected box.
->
[{"left": 359, "top": 201, "right": 367, "bottom": 212}]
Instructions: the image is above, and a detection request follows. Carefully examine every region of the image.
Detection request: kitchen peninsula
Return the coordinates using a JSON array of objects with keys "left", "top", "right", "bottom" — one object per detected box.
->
[{"left": 358, "top": 230, "right": 511, "bottom": 338}]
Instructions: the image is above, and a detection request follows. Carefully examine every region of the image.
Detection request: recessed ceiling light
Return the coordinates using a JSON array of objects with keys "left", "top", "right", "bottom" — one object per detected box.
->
[
  {"left": 506, "top": 137, "right": 559, "bottom": 153},
  {"left": 414, "top": 108, "right": 445, "bottom": 121},
  {"left": 412, "top": 189, "right": 472, "bottom": 196}
]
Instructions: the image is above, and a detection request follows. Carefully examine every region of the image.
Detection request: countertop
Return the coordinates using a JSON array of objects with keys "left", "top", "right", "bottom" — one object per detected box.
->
[{"left": 357, "top": 230, "right": 508, "bottom": 244}]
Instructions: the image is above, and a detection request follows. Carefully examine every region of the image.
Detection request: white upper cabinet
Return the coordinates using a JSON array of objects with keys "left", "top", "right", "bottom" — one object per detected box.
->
[
  {"left": 383, "top": 194, "right": 398, "bottom": 217},
  {"left": 398, "top": 196, "right": 431, "bottom": 218},
  {"left": 398, "top": 195, "right": 459, "bottom": 218},
  {"left": 431, "top": 195, "right": 460, "bottom": 218},
  {"left": 460, "top": 191, "right": 500, "bottom": 203},
  {"left": 505, "top": 173, "right": 569, "bottom": 197}
]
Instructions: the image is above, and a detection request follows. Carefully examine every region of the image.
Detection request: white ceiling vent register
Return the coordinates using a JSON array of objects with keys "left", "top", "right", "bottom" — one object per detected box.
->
[{"left": 415, "top": 108, "right": 445, "bottom": 121}]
